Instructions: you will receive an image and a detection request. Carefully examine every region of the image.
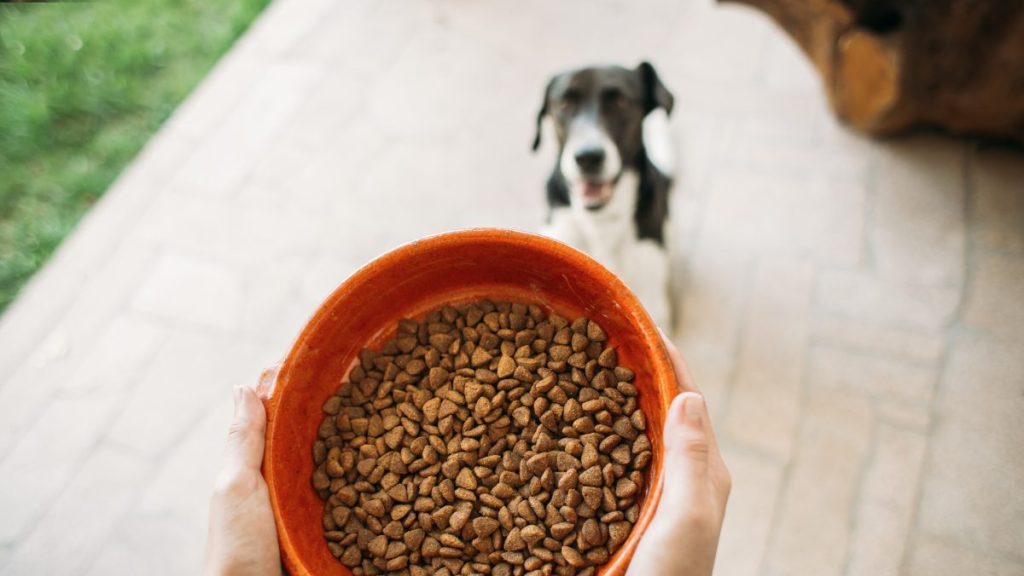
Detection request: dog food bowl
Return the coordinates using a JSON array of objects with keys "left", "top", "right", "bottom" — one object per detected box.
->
[{"left": 257, "top": 228, "right": 684, "bottom": 576}]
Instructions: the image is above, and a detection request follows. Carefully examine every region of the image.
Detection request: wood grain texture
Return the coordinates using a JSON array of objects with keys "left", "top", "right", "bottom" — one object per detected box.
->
[{"left": 725, "top": 0, "right": 1024, "bottom": 142}]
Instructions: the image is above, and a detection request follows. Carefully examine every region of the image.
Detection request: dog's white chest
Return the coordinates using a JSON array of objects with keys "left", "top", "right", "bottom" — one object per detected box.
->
[{"left": 542, "top": 172, "right": 671, "bottom": 328}]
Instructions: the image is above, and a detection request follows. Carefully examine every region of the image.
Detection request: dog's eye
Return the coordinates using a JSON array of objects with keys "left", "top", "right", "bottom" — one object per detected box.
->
[
  {"left": 559, "top": 91, "right": 579, "bottom": 112},
  {"left": 602, "top": 89, "right": 627, "bottom": 108}
]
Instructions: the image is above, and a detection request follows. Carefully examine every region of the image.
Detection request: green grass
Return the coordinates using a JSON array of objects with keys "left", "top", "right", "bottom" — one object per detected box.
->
[{"left": 0, "top": 0, "right": 270, "bottom": 311}]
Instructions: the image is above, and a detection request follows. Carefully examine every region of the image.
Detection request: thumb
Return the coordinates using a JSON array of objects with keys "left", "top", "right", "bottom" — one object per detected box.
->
[
  {"left": 661, "top": 392, "right": 711, "bottom": 502},
  {"left": 223, "top": 385, "right": 267, "bottom": 475}
]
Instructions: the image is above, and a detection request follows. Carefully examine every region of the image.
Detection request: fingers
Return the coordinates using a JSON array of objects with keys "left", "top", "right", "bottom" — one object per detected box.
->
[
  {"left": 660, "top": 333, "right": 699, "bottom": 394},
  {"left": 223, "top": 386, "right": 268, "bottom": 476},
  {"left": 661, "top": 392, "right": 712, "bottom": 500}
]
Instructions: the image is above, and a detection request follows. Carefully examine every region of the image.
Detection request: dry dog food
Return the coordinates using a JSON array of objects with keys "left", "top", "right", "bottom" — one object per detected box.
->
[{"left": 312, "top": 301, "right": 651, "bottom": 576}]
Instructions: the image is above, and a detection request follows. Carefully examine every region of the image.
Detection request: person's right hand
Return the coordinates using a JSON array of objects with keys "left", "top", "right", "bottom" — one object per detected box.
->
[{"left": 627, "top": 339, "right": 732, "bottom": 576}]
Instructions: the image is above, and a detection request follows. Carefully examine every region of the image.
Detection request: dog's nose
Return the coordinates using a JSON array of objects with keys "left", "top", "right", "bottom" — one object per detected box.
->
[{"left": 574, "top": 147, "right": 606, "bottom": 172}]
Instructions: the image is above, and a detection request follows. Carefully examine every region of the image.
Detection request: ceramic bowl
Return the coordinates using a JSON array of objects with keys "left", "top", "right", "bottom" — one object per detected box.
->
[{"left": 258, "top": 228, "right": 684, "bottom": 576}]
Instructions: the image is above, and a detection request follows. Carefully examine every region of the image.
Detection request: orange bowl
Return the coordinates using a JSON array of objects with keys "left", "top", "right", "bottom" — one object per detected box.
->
[{"left": 258, "top": 229, "right": 684, "bottom": 576}]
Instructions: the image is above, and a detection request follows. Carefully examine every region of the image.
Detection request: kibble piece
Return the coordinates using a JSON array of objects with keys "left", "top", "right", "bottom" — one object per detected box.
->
[
  {"left": 450, "top": 506, "right": 471, "bottom": 531},
  {"left": 608, "top": 522, "right": 631, "bottom": 549},
  {"left": 456, "top": 468, "right": 478, "bottom": 491},
  {"left": 630, "top": 409, "right": 646, "bottom": 431},
  {"left": 551, "top": 522, "right": 574, "bottom": 539},
  {"left": 368, "top": 535, "right": 388, "bottom": 558},
  {"left": 312, "top": 302, "right": 650, "bottom": 574},
  {"left": 497, "top": 355, "right": 516, "bottom": 378},
  {"left": 504, "top": 527, "right": 526, "bottom": 551},
  {"left": 563, "top": 546, "right": 587, "bottom": 568},
  {"left": 473, "top": 516, "right": 500, "bottom": 537},
  {"left": 471, "top": 348, "right": 493, "bottom": 367}
]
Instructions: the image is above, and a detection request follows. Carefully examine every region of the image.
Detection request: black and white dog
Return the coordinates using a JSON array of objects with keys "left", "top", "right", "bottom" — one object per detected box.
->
[{"left": 533, "top": 62, "right": 675, "bottom": 329}]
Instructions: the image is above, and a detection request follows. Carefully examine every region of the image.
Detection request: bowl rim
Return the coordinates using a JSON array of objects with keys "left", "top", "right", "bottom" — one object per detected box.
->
[{"left": 258, "top": 227, "right": 681, "bottom": 576}]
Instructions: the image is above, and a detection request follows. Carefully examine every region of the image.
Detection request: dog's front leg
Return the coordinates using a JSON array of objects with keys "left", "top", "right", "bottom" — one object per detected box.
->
[
  {"left": 541, "top": 207, "right": 586, "bottom": 252},
  {"left": 619, "top": 240, "right": 672, "bottom": 331}
]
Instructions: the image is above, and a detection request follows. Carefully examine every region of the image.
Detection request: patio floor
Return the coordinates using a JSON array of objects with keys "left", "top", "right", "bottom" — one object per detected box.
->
[{"left": 0, "top": 0, "right": 1022, "bottom": 574}]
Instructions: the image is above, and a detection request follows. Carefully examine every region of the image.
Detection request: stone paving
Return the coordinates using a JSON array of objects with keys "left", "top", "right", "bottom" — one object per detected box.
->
[{"left": 1, "top": 0, "right": 1022, "bottom": 574}]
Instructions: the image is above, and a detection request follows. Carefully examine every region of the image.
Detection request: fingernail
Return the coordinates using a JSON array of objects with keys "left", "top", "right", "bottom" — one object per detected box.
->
[
  {"left": 683, "top": 394, "right": 704, "bottom": 424},
  {"left": 233, "top": 385, "right": 242, "bottom": 417}
]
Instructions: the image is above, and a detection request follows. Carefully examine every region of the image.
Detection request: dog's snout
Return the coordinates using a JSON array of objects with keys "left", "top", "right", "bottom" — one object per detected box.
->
[{"left": 574, "top": 147, "right": 606, "bottom": 172}]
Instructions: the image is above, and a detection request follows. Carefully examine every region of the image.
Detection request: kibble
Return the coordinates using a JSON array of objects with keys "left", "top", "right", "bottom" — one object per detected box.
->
[{"left": 313, "top": 301, "right": 652, "bottom": 575}]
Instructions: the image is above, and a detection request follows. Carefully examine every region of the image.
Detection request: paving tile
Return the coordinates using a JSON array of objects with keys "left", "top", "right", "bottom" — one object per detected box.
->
[
  {"left": 0, "top": 361, "right": 63, "bottom": 462},
  {"left": 105, "top": 331, "right": 275, "bottom": 456},
  {"left": 0, "top": 446, "right": 150, "bottom": 576},
  {"left": 0, "top": 390, "right": 124, "bottom": 543},
  {"left": 700, "top": 171, "right": 866, "bottom": 266},
  {"left": 662, "top": 1, "right": 775, "bottom": 87},
  {"left": 905, "top": 534, "right": 1024, "bottom": 576},
  {"left": 172, "top": 61, "right": 323, "bottom": 197},
  {"left": 87, "top": 396, "right": 236, "bottom": 576},
  {"left": 759, "top": 16, "right": 820, "bottom": 92},
  {"left": 337, "top": 138, "right": 547, "bottom": 248},
  {"left": 727, "top": 138, "right": 873, "bottom": 185},
  {"left": 135, "top": 401, "right": 233, "bottom": 531},
  {"left": 846, "top": 424, "right": 928, "bottom": 576},
  {"left": 235, "top": 254, "right": 314, "bottom": 347},
  {"left": 764, "top": 389, "right": 873, "bottom": 576},
  {"left": 815, "top": 268, "right": 961, "bottom": 331},
  {"left": 969, "top": 146, "right": 1024, "bottom": 255},
  {"left": 963, "top": 252, "right": 1024, "bottom": 341},
  {"left": 677, "top": 63, "right": 826, "bottom": 147},
  {"left": 917, "top": 333, "right": 1024, "bottom": 560},
  {"left": 674, "top": 247, "right": 751, "bottom": 412},
  {"left": 874, "top": 399, "right": 932, "bottom": 432},
  {"left": 162, "top": 49, "right": 266, "bottom": 142},
  {"left": 446, "top": 0, "right": 682, "bottom": 75},
  {"left": 290, "top": 0, "right": 428, "bottom": 72},
  {"left": 132, "top": 188, "right": 327, "bottom": 268},
  {"left": 670, "top": 112, "right": 724, "bottom": 233},
  {"left": 245, "top": 71, "right": 369, "bottom": 194},
  {"left": 84, "top": 515, "right": 199, "bottom": 576},
  {"left": 246, "top": 113, "right": 393, "bottom": 222},
  {"left": 873, "top": 136, "right": 967, "bottom": 289},
  {"left": 0, "top": 242, "right": 159, "bottom": 457},
  {"left": 806, "top": 345, "right": 937, "bottom": 409},
  {"left": 62, "top": 315, "right": 166, "bottom": 393},
  {"left": 130, "top": 252, "right": 244, "bottom": 333},
  {"left": 1, "top": 315, "right": 166, "bottom": 536},
  {"left": 714, "top": 446, "right": 784, "bottom": 576},
  {"left": 724, "top": 259, "right": 813, "bottom": 459},
  {"left": 231, "top": 0, "right": 336, "bottom": 59},
  {"left": 366, "top": 23, "right": 529, "bottom": 142},
  {"left": 809, "top": 313, "right": 945, "bottom": 365}
]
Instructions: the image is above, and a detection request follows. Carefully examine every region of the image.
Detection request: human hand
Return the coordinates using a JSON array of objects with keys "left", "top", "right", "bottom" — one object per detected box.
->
[
  {"left": 202, "top": 385, "right": 282, "bottom": 576},
  {"left": 627, "top": 339, "right": 732, "bottom": 576}
]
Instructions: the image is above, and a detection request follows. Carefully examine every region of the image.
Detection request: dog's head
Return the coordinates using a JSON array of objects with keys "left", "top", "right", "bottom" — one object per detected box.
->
[{"left": 532, "top": 62, "right": 674, "bottom": 209}]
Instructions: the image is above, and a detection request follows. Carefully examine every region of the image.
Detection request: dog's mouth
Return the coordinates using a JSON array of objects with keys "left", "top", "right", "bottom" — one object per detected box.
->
[{"left": 577, "top": 180, "right": 614, "bottom": 210}]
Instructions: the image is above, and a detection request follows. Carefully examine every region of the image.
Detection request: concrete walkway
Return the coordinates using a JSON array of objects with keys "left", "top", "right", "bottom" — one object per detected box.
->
[{"left": 1, "top": 0, "right": 1022, "bottom": 574}]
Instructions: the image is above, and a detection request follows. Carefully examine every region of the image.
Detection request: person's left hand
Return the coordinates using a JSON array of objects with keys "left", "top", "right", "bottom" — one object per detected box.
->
[{"left": 203, "top": 385, "right": 282, "bottom": 576}]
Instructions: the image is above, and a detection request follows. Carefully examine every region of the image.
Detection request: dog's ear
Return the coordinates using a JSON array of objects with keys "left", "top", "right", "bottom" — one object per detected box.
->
[
  {"left": 637, "top": 61, "right": 674, "bottom": 116},
  {"left": 532, "top": 77, "right": 555, "bottom": 152}
]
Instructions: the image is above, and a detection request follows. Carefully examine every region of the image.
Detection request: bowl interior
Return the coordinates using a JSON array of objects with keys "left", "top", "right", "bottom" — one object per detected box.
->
[{"left": 263, "top": 229, "right": 677, "bottom": 576}]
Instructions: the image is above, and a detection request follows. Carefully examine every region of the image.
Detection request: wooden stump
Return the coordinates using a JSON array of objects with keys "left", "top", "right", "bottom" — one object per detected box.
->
[{"left": 725, "top": 0, "right": 1024, "bottom": 142}]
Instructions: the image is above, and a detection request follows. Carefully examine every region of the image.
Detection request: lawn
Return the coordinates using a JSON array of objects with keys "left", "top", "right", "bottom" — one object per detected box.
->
[{"left": 0, "top": 0, "right": 270, "bottom": 312}]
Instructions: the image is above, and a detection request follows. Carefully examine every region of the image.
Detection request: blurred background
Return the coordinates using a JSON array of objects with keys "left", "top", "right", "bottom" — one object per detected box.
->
[{"left": 0, "top": 0, "right": 1021, "bottom": 575}]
